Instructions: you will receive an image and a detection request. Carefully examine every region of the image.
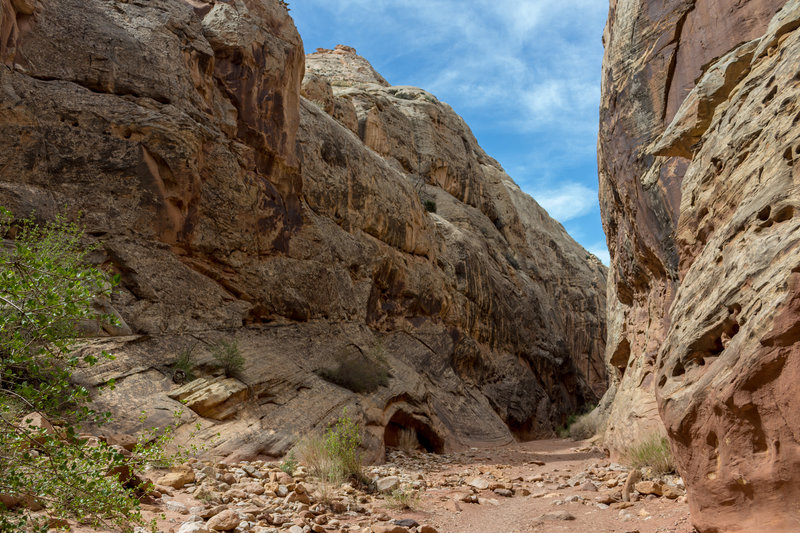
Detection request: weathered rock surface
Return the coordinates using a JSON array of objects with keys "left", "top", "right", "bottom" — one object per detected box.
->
[
  {"left": 0, "top": 0, "right": 606, "bottom": 462},
  {"left": 599, "top": 0, "right": 800, "bottom": 530},
  {"left": 168, "top": 377, "right": 249, "bottom": 420}
]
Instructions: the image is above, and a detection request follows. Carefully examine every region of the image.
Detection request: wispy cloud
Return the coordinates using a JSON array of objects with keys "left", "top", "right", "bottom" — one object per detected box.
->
[
  {"left": 294, "top": 0, "right": 605, "bottom": 134},
  {"left": 535, "top": 183, "right": 598, "bottom": 222}
]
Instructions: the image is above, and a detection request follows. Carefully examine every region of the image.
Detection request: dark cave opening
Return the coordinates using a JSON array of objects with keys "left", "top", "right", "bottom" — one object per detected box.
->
[{"left": 383, "top": 410, "right": 445, "bottom": 454}]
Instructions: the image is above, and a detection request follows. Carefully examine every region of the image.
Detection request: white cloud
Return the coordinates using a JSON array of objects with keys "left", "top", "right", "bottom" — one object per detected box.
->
[
  {"left": 297, "top": 0, "right": 606, "bottom": 134},
  {"left": 535, "top": 183, "right": 597, "bottom": 222}
]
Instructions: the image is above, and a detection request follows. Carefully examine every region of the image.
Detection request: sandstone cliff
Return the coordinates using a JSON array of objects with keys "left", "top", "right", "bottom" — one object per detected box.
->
[
  {"left": 599, "top": 0, "right": 800, "bottom": 530},
  {"left": 0, "top": 0, "right": 606, "bottom": 462}
]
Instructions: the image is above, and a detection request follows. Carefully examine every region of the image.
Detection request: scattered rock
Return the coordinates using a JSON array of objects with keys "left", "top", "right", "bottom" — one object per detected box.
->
[
  {"left": 165, "top": 500, "right": 189, "bottom": 514},
  {"left": 157, "top": 466, "right": 196, "bottom": 490},
  {"left": 371, "top": 525, "right": 409, "bottom": 533},
  {"left": 376, "top": 476, "right": 400, "bottom": 493},
  {"left": 467, "top": 477, "right": 490, "bottom": 490},
  {"left": 635, "top": 481, "right": 663, "bottom": 496},
  {"left": 207, "top": 509, "right": 241, "bottom": 531},
  {"left": 177, "top": 522, "right": 211, "bottom": 533}
]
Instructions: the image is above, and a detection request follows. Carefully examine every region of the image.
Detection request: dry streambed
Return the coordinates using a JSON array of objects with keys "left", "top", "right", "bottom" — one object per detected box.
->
[{"left": 64, "top": 439, "right": 692, "bottom": 533}]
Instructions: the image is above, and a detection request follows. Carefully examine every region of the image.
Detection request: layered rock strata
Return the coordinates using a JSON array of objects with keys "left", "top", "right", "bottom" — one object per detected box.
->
[
  {"left": 0, "top": 0, "right": 606, "bottom": 461},
  {"left": 599, "top": 0, "right": 800, "bottom": 530}
]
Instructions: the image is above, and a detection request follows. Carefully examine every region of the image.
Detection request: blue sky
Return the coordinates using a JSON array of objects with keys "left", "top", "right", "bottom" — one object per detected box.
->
[{"left": 290, "top": 0, "right": 610, "bottom": 264}]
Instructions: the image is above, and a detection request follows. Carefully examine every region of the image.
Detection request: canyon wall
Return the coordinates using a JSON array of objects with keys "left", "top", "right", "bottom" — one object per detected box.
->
[
  {"left": 0, "top": 0, "right": 607, "bottom": 461},
  {"left": 600, "top": 0, "right": 800, "bottom": 530}
]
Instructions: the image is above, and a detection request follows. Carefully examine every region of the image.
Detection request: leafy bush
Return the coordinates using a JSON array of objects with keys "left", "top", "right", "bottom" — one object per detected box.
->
[
  {"left": 324, "top": 408, "right": 363, "bottom": 481},
  {"left": 210, "top": 339, "right": 244, "bottom": 379},
  {"left": 422, "top": 199, "right": 437, "bottom": 213},
  {"left": 626, "top": 433, "right": 675, "bottom": 475},
  {"left": 295, "top": 408, "right": 365, "bottom": 485},
  {"left": 0, "top": 209, "right": 160, "bottom": 530}
]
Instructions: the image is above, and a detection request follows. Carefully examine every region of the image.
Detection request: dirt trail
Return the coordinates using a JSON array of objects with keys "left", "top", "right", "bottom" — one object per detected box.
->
[{"left": 379, "top": 439, "right": 693, "bottom": 533}]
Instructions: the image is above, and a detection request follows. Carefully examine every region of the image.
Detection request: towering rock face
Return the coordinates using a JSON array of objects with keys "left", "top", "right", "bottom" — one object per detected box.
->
[
  {"left": 600, "top": 0, "right": 800, "bottom": 530},
  {"left": 0, "top": 0, "right": 606, "bottom": 461}
]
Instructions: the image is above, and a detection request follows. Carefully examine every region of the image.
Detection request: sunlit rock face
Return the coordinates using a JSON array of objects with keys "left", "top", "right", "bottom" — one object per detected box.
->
[
  {"left": 599, "top": 0, "right": 800, "bottom": 530},
  {"left": 0, "top": 0, "right": 606, "bottom": 461}
]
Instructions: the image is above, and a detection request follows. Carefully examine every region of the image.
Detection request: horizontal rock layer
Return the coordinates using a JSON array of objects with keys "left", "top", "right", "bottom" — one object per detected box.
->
[{"left": 0, "top": 0, "right": 606, "bottom": 460}]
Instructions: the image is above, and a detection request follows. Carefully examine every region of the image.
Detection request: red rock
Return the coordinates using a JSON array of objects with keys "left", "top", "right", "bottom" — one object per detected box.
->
[{"left": 599, "top": 0, "right": 800, "bottom": 530}]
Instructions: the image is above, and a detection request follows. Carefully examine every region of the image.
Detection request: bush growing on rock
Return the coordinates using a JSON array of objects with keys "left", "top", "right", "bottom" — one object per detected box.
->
[
  {"left": 171, "top": 341, "right": 198, "bottom": 383},
  {"left": 210, "top": 339, "right": 244, "bottom": 378}
]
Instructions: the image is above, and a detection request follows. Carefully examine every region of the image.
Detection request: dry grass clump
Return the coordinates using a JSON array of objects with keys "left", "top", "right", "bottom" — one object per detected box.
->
[
  {"left": 626, "top": 433, "right": 675, "bottom": 475},
  {"left": 385, "top": 488, "right": 419, "bottom": 510},
  {"left": 294, "top": 435, "right": 344, "bottom": 484},
  {"left": 293, "top": 409, "right": 366, "bottom": 485},
  {"left": 396, "top": 428, "right": 419, "bottom": 453},
  {"left": 556, "top": 404, "right": 598, "bottom": 439},
  {"left": 567, "top": 411, "right": 600, "bottom": 440}
]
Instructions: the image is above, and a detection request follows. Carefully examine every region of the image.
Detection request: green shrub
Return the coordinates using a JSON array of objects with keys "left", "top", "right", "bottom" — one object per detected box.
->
[
  {"left": 295, "top": 434, "right": 339, "bottom": 483},
  {"left": 171, "top": 342, "right": 198, "bottom": 383},
  {"left": 324, "top": 408, "right": 364, "bottom": 482},
  {"left": 0, "top": 209, "right": 172, "bottom": 531},
  {"left": 422, "top": 199, "right": 437, "bottom": 213},
  {"left": 280, "top": 451, "right": 297, "bottom": 475},
  {"left": 211, "top": 339, "right": 244, "bottom": 378},
  {"left": 567, "top": 411, "right": 599, "bottom": 440},
  {"left": 626, "top": 433, "right": 675, "bottom": 475}
]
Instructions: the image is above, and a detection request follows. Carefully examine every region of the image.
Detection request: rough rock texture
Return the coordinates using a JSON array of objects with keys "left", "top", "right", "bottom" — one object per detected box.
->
[
  {"left": 0, "top": 0, "right": 606, "bottom": 462},
  {"left": 168, "top": 377, "right": 249, "bottom": 420},
  {"left": 599, "top": 0, "right": 800, "bottom": 530}
]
